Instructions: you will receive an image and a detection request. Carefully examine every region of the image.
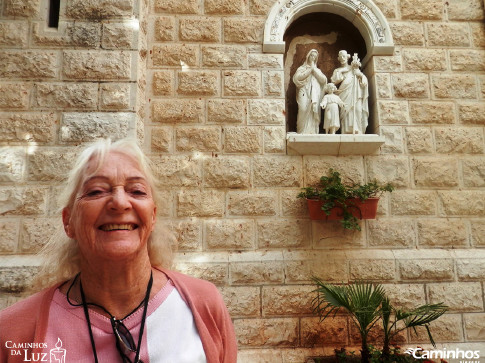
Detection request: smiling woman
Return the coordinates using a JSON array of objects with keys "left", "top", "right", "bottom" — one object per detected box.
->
[{"left": 0, "top": 138, "right": 237, "bottom": 363}]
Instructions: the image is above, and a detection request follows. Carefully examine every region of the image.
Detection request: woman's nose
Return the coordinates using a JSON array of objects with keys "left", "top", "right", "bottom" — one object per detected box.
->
[{"left": 109, "top": 188, "right": 131, "bottom": 210}]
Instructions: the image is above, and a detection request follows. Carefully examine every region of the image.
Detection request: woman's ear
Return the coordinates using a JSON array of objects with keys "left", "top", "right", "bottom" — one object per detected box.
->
[{"left": 62, "top": 208, "right": 74, "bottom": 238}]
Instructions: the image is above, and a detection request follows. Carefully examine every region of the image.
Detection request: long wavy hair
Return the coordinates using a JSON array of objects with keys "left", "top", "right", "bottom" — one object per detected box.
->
[{"left": 35, "top": 138, "right": 175, "bottom": 289}]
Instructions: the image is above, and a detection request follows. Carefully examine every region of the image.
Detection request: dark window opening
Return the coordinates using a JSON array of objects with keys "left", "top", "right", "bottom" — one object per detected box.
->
[{"left": 48, "top": 0, "right": 60, "bottom": 28}]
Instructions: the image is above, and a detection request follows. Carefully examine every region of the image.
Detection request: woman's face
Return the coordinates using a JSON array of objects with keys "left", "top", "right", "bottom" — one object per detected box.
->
[
  {"left": 62, "top": 151, "right": 156, "bottom": 263},
  {"left": 309, "top": 51, "right": 317, "bottom": 63}
]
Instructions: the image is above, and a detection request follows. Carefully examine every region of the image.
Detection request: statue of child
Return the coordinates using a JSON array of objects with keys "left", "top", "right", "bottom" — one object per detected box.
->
[{"left": 320, "top": 83, "right": 345, "bottom": 134}]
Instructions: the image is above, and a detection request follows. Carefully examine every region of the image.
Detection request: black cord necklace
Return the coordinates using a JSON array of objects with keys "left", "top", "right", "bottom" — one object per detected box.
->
[{"left": 67, "top": 272, "right": 153, "bottom": 363}]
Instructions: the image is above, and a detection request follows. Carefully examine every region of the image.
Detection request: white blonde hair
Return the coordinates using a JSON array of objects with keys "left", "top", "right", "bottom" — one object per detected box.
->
[{"left": 35, "top": 138, "right": 174, "bottom": 289}]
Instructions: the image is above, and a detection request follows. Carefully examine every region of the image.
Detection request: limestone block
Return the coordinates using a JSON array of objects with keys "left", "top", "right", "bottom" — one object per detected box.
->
[
  {"left": 262, "top": 285, "right": 314, "bottom": 316},
  {"left": 177, "top": 71, "right": 219, "bottom": 96},
  {"left": 366, "top": 156, "right": 410, "bottom": 187},
  {"left": 0, "top": 187, "right": 47, "bottom": 216},
  {"left": 102, "top": 23, "right": 135, "bottom": 50},
  {"left": 227, "top": 190, "right": 277, "bottom": 216},
  {"left": 480, "top": 75, "right": 485, "bottom": 99},
  {"left": 230, "top": 262, "right": 285, "bottom": 285},
  {"left": 205, "top": 0, "right": 244, "bottom": 14},
  {"left": 405, "top": 127, "right": 433, "bottom": 154},
  {"left": 0, "top": 51, "right": 57, "bottom": 79},
  {"left": 34, "top": 83, "right": 98, "bottom": 109},
  {"left": 203, "top": 157, "right": 250, "bottom": 188},
  {"left": 390, "top": 190, "right": 436, "bottom": 216},
  {"left": 154, "top": 0, "right": 199, "bottom": 14},
  {"left": 426, "top": 23, "right": 471, "bottom": 47},
  {"left": 263, "top": 126, "right": 286, "bottom": 153},
  {"left": 372, "top": 55, "right": 402, "bottom": 72},
  {"left": 175, "top": 262, "right": 227, "bottom": 285},
  {"left": 313, "top": 220, "right": 365, "bottom": 248},
  {"left": 219, "top": 286, "right": 260, "bottom": 317},
  {"left": 253, "top": 156, "right": 301, "bottom": 187},
  {"left": 20, "top": 218, "right": 58, "bottom": 253},
  {"left": 435, "top": 127, "right": 483, "bottom": 154},
  {"left": 382, "top": 283, "right": 426, "bottom": 310},
  {"left": 304, "top": 156, "right": 364, "bottom": 186},
  {"left": 0, "top": 112, "right": 56, "bottom": 144},
  {"left": 379, "top": 126, "right": 404, "bottom": 154},
  {"left": 224, "top": 18, "right": 264, "bottom": 43},
  {"left": 389, "top": 22, "right": 424, "bottom": 46},
  {"left": 177, "top": 189, "right": 224, "bottom": 217},
  {"left": 403, "top": 49, "right": 446, "bottom": 71},
  {"left": 377, "top": 100, "right": 409, "bottom": 124},
  {"left": 263, "top": 71, "right": 284, "bottom": 97},
  {"left": 205, "top": 219, "right": 255, "bottom": 249},
  {"left": 224, "top": 126, "right": 262, "bottom": 153},
  {"left": 249, "top": 0, "right": 277, "bottom": 15},
  {"left": 152, "top": 44, "right": 198, "bottom": 67},
  {"left": 152, "top": 99, "right": 203, "bottom": 124},
  {"left": 27, "top": 148, "right": 77, "bottom": 182},
  {"left": 234, "top": 318, "right": 298, "bottom": 347},
  {"left": 457, "top": 259, "right": 485, "bottom": 281},
  {"left": 32, "top": 22, "right": 100, "bottom": 48},
  {"left": 471, "top": 220, "right": 485, "bottom": 246},
  {"left": 63, "top": 50, "right": 132, "bottom": 80},
  {"left": 257, "top": 219, "right": 311, "bottom": 248},
  {"left": 301, "top": 316, "right": 348, "bottom": 347},
  {"left": 447, "top": 0, "right": 484, "bottom": 21},
  {"left": 409, "top": 101, "right": 455, "bottom": 124},
  {"left": 427, "top": 283, "right": 483, "bottom": 312},
  {"left": 434, "top": 74, "right": 477, "bottom": 99},
  {"left": 285, "top": 258, "right": 348, "bottom": 283},
  {"left": 100, "top": 83, "right": 131, "bottom": 110},
  {"left": 392, "top": 73, "right": 429, "bottom": 99},
  {"left": 399, "top": 259, "right": 454, "bottom": 281},
  {"left": 249, "top": 54, "right": 284, "bottom": 69},
  {"left": 409, "top": 314, "right": 463, "bottom": 343},
  {"left": 464, "top": 313, "right": 485, "bottom": 340},
  {"left": 0, "top": 267, "right": 38, "bottom": 293},
  {"left": 4, "top": 0, "right": 40, "bottom": 17},
  {"left": 207, "top": 99, "right": 245, "bottom": 123},
  {"left": 450, "top": 50, "right": 485, "bottom": 72},
  {"left": 238, "top": 350, "right": 285, "bottom": 362},
  {"left": 179, "top": 17, "right": 220, "bottom": 42},
  {"left": 350, "top": 259, "right": 396, "bottom": 281},
  {"left": 372, "top": 0, "right": 397, "bottom": 18},
  {"left": 463, "top": 157, "right": 485, "bottom": 187},
  {"left": 281, "top": 190, "right": 308, "bottom": 217},
  {"left": 417, "top": 219, "right": 468, "bottom": 247},
  {"left": 151, "top": 126, "right": 172, "bottom": 152},
  {"left": 224, "top": 71, "right": 261, "bottom": 97},
  {"left": 248, "top": 99, "right": 285, "bottom": 125},
  {"left": 166, "top": 219, "right": 201, "bottom": 251},
  {"left": 201, "top": 45, "right": 247, "bottom": 68},
  {"left": 154, "top": 16, "right": 175, "bottom": 41},
  {"left": 412, "top": 157, "right": 459, "bottom": 188},
  {"left": 458, "top": 102, "right": 485, "bottom": 125},
  {"left": 471, "top": 23, "right": 485, "bottom": 48},
  {"left": 0, "top": 83, "right": 30, "bottom": 110},
  {"left": 151, "top": 155, "right": 201, "bottom": 187},
  {"left": 66, "top": 0, "right": 133, "bottom": 18},
  {"left": 0, "top": 220, "right": 18, "bottom": 253},
  {"left": 60, "top": 112, "right": 133, "bottom": 142},
  {"left": 439, "top": 191, "right": 485, "bottom": 216},
  {"left": 368, "top": 219, "right": 415, "bottom": 248},
  {"left": 374, "top": 73, "right": 391, "bottom": 99},
  {"left": 152, "top": 71, "right": 174, "bottom": 96},
  {"left": 0, "top": 21, "right": 29, "bottom": 47}
]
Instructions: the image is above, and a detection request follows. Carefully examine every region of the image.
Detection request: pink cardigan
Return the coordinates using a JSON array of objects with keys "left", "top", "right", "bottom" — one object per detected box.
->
[{"left": 0, "top": 268, "right": 237, "bottom": 363}]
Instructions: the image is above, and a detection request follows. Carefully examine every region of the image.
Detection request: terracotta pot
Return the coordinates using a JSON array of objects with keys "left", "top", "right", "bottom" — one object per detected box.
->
[{"left": 306, "top": 197, "right": 379, "bottom": 220}]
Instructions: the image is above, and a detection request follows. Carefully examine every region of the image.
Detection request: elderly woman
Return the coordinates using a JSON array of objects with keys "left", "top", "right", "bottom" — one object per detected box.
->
[{"left": 0, "top": 138, "right": 237, "bottom": 363}]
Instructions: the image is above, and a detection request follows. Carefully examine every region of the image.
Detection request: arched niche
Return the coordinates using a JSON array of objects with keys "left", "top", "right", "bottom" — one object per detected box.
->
[{"left": 263, "top": 0, "right": 394, "bottom": 65}]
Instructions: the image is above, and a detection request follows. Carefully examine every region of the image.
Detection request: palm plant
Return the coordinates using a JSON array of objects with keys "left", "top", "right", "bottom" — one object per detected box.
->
[{"left": 312, "top": 278, "right": 386, "bottom": 363}]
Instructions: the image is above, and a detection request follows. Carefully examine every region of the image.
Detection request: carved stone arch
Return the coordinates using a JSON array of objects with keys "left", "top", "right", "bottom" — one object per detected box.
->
[{"left": 263, "top": 0, "right": 394, "bottom": 64}]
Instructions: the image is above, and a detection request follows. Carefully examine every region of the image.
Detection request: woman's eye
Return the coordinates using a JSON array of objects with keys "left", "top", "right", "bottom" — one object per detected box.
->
[
  {"left": 85, "top": 189, "right": 104, "bottom": 197},
  {"left": 131, "top": 190, "right": 147, "bottom": 196}
]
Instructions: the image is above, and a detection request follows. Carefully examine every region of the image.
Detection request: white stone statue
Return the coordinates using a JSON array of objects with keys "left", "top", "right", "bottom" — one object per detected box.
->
[
  {"left": 293, "top": 49, "right": 327, "bottom": 134},
  {"left": 320, "top": 83, "right": 345, "bottom": 134},
  {"left": 331, "top": 50, "right": 369, "bottom": 134}
]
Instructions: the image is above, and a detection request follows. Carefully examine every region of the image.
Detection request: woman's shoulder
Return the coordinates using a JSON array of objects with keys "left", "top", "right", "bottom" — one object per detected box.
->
[
  {"left": 161, "top": 268, "right": 219, "bottom": 295},
  {"left": 0, "top": 286, "right": 55, "bottom": 322}
]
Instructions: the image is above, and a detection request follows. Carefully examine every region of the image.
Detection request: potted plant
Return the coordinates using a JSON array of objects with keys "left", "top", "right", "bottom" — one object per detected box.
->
[{"left": 298, "top": 169, "right": 394, "bottom": 230}]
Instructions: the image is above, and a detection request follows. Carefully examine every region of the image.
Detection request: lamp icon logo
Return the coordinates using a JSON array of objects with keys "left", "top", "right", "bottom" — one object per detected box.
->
[{"left": 49, "top": 338, "right": 66, "bottom": 363}]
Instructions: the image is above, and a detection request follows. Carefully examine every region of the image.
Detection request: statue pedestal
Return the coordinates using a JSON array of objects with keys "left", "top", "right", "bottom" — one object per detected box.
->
[{"left": 286, "top": 133, "right": 385, "bottom": 156}]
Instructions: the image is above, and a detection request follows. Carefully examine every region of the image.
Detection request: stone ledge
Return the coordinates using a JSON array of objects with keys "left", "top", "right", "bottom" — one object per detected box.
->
[{"left": 286, "top": 133, "right": 385, "bottom": 156}]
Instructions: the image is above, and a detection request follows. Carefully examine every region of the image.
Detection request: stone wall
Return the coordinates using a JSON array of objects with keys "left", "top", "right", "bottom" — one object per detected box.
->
[{"left": 1, "top": 0, "right": 485, "bottom": 361}]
